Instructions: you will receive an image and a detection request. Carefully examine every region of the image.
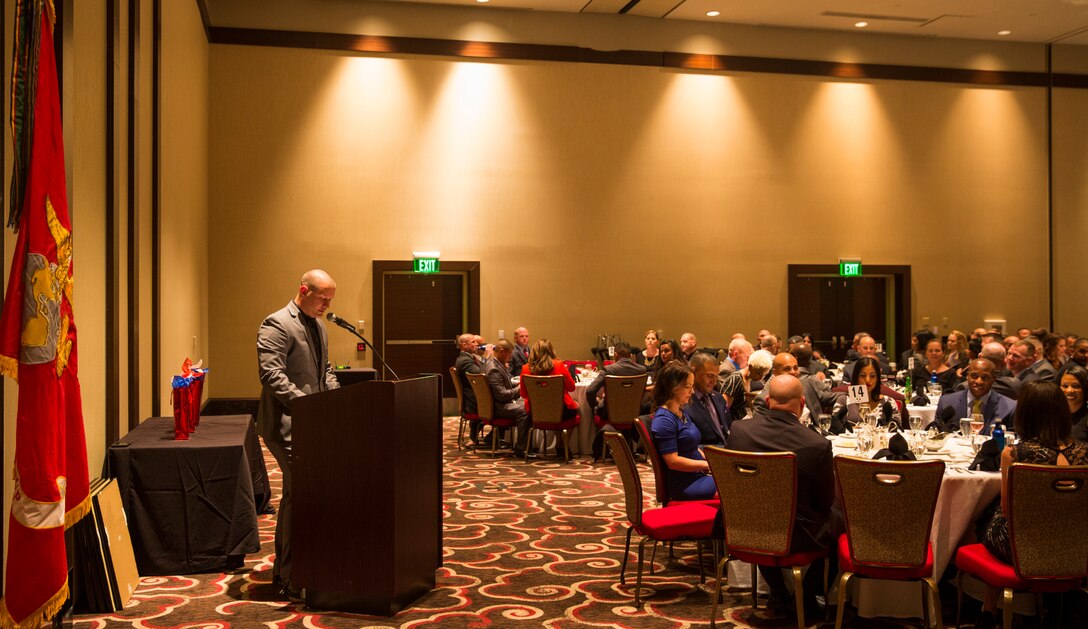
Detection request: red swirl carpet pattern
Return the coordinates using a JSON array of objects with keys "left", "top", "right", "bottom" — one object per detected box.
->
[{"left": 73, "top": 417, "right": 914, "bottom": 628}]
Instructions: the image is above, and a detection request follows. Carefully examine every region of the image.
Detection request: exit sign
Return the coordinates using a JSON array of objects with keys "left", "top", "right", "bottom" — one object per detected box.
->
[
  {"left": 413, "top": 257, "right": 440, "bottom": 274},
  {"left": 839, "top": 259, "right": 862, "bottom": 277}
]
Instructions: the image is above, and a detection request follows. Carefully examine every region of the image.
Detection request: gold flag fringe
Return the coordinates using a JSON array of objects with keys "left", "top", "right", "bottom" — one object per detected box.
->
[
  {"left": 64, "top": 493, "right": 92, "bottom": 529},
  {"left": 0, "top": 580, "right": 68, "bottom": 629},
  {"left": 0, "top": 355, "right": 18, "bottom": 382}
]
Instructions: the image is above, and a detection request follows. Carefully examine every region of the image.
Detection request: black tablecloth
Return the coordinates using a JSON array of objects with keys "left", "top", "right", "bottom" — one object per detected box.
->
[{"left": 109, "top": 415, "right": 265, "bottom": 575}]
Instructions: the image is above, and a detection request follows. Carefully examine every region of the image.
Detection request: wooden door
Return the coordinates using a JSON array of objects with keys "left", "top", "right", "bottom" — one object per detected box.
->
[
  {"left": 373, "top": 261, "right": 480, "bottom": 396},
  {"left": 788, "top": 275, "right": 889, "bottom": 363}
]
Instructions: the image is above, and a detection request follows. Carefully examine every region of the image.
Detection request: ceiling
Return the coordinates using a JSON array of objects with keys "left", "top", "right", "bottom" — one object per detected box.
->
[{"left": 204, "top": 0, "right": 1088, "bottom": 45}]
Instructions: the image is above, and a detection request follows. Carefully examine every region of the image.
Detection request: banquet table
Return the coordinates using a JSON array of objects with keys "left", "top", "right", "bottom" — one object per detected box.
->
[
  {"left": 109, "top": 415, "right": 265, "bottom": 575},
  {"left": 570, "top": 377, "right": 597, "bottom": 456},
  {"left": 905, "top": 403, "right": 939, "bottom": 429}
]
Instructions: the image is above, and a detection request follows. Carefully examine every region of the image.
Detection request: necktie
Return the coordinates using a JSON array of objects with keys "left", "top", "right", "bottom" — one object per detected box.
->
[
  {"left": 971, "top": 398, "right": 982, "bottom": 416},
  {"left": 702, "top": 395, "right": 725, "bottom": 441}
]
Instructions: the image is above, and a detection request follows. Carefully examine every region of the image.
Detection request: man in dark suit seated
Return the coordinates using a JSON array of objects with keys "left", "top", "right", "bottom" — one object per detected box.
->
[
  {"left": 484, "top": 340, "right": 531, "bottom": 456},
  {"left": 586, "top": 342, "right": 647, "bottom": 416},
  {"left": 509, "top": 326, "right": 530, "bottom": 376},
  {"left": 936, "top": 359, "right": 1016, "bottom": 435},
  {"left": 455, "top": 333, "right": 491, "bottom": 444},
  {"left": 1057, "top": 337, "right": 1088, "bottom": 381},
  {"left": 971, "top": 342, "right": 1020, "bottom": 400},
  {"left": 726, "top": 375, "right": 837, "bottom": 618},
  {"left": 685, "top": 352, "right": 729, "bottom": 446}
]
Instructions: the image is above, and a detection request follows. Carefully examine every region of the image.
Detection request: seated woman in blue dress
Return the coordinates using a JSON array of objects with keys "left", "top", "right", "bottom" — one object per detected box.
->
[{"left": 649, "top": 360, "right": 716, "bottom": 502}]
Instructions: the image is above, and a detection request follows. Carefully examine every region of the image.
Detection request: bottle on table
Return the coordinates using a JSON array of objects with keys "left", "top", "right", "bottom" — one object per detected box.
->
[{"left": 991, "top": 419, "right": 1005, "bottom": 450}]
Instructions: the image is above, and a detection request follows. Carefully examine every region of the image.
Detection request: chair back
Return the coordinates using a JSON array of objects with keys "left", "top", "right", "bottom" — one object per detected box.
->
[
  {"left": 604, "top": 374, "right": 649, "bottom": 429},
  {"left": 465, "top": 372, "right": 494, "bottom": 421},
  {"left": 1007, "top": 463, "right": 1088, "bottom": 580},
  {"left": 449, "top": 366, "right": 466, "bottom": 415},
  {"left": 521, "top": 374, "right": 565, "bottom": 426},
  {"left": 634, "top": 416, "right": 670, "bottom": 506},
  {"left": 835, "top": 456, "right": 944, "bottom": 568},
  {"left": 604, "top": 431, "right": 645, "bottom": 527},
  {"left": 705, "top": 446, "right": 796, "bottom": 556}
]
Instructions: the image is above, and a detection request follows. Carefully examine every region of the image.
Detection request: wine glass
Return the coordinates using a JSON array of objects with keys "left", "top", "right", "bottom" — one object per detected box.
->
[
  {"left": 911, "top": 432, "right": 926, "bottom": 457},
  {"left": 856, "top": 431, "right": 873, "bottom": 456},
  {"left": 800, "top": 413, "right": 812, "bottom": 429},
  {"left": 927, "top": 382, "right": 942, "bottom": 404},
  {"left": 909, "top": 414, "right": 923, "bottom": 432},
  {"left": 970, "top": 435, "right": 984, "bottom": 456},
  {"left": 959, "top": 417, "right": 973, "bottom": 438},
  {"left": 970, "top": 418, "right": 985, "bottom": 436},
  {"left": 818, "top": 414, "right": 832, "bottom": 435}
]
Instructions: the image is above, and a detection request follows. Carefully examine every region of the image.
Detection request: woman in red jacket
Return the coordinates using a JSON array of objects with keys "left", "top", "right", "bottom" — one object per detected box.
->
[{"left": 519, "top": 339, "right": 578, "bottom": 419}]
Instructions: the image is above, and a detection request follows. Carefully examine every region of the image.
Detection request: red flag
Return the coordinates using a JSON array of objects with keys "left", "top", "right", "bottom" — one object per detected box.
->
[{"left": 0, "top": 3, "right": 90, "bottom": 627}]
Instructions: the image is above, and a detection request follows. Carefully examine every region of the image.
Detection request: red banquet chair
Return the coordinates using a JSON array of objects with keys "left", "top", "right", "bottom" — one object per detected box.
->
[
  {"left": 604, "top": 431, "right": 716, "bottom": 608},
  {"left": 833, "top": 456, "right": 946, "bottom": 629},
  {"left": 704, "top": 446, "right": 829, "bottom": 629},
  {"left": 465, "top": 373, "right": 517, "bottom": 457},
  {"left": 955, "top": 463, "right": 1088, "bottom": 629},
  {"left": 520, "top": 374, "right": 580, "bottom": 463}
]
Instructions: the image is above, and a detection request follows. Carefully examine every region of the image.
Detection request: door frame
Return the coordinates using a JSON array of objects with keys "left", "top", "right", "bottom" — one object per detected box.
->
[
  {"left": 372, "top": 260, "right": 481, "bottom": 381},
  {"left": 787, "top": 264, "right": 911, "bottom": 362}
]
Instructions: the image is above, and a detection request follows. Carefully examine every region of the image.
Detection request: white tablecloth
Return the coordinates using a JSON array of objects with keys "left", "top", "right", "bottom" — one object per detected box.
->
[
  {"left": 570, "top": 380, "right": 596, "bottom": 456},
  {"left": 905, "top": 403, "right": 938, "bottom": 428}
]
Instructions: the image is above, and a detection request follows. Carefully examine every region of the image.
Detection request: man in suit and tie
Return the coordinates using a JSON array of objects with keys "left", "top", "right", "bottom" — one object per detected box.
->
[
  {"left": 936, "top": 359, "right": 1016, "bottom": 435},
  {"left": 726, "top": 375, "right": 837, "bottom": 618},
  {"left": 1026, "top": 336, "right": 1057, "bottom": 382},
  {"left": 257, "top": 269, "right": 341, "bottom": 599},
  {"left": 509, "top": 326, "right": 530, "bottom": 375},
  {"left": 685, "top": 352, "right": 729, "bottom": 446},
  {"left": 485, "top": 340, "right": 530, "bottom": 456}
]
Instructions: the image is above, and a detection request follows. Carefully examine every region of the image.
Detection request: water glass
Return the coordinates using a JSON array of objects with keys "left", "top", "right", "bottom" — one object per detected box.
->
[
  {"left": 856, "top": 432, "right": 874, "bottom": 456},
  {"left": 959, "top": 417, "right": 973, "bottom": 437},
  {"left": 818, "top": 414, "right": 832, "bottom": 435},
  {"left": 910, "top": 432, "right": 926, "bottom": 457},
  {"left": 927, "top": 382, "right": 942, "bottom": 403},
  {"left": 909, "top": 414, "right": 923, "bottom": 432}
]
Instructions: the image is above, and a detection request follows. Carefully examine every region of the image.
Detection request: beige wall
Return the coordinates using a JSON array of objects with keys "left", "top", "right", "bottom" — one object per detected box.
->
[
  {"left": 1053, "top": 85, "right": 1088, "bottom": 334},
  {"left": 208, "top": 44, "right": 1057, "bottom": 397}
]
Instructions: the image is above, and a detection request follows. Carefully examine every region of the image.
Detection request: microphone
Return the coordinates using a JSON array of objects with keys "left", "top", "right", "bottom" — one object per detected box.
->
[
  {"left": 325, "top": 312, "right": 401, "bottom": 380},
  {"left": 325, "top": 312, "right": 356, "bottom": 332}
]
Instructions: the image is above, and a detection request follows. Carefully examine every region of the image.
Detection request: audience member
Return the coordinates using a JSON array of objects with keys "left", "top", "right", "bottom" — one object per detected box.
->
[
  {"left": 843, "top": 334, "right": 893, "bottom": 380},
  {"left": 1016, "top": 327, "right": 1032, "bottom": 339},
  {"left": 976, "top": 341, "right": 1020, "bottom": 400},
  {"left": 1061, "top": 365, "right": 1088, "bottom": 442},
  {"left": 456, "top": 333, "right": 490, "bottom": 444},
  {"left": 1043, "top": 335, "right": 1066, "bottom": 372},
  {"left": 790, "top": 343, "right": 839, "bottom": 418},
  {"left": 726, "top": 375, "right": 836, "bottom": 619},
  {"left": 1002, "top": 335, "right": 1019, "bottom": 350},
  {"left": 1004, "top": 340, "right": 1041, "bottom": 386},
  {"left": 509, "top": 327, "right": 531, "bottom": 375},
  {"left": 1024, "top": 336, "right": 1057, "bottom": 382},
  {"left": 759, "top": 334, "right": 780, "bottom": 356},
  {"left": 519, "top": 339, "right": 579, "bottom": 424},
  {"left": 719, "top": 337, "right": 752, "bottom": 377},
  {"left": 586, "top": 342, "right": 648, "bottom": 421},
  {"left": 649, "top": 361, "right": 715, "bottom": 501},
  {"left": 686, "top": 352, "right": 730, "bottom": 446},
  {"left": 679, "top": 332, "right": 698, "bottom": 363},
  {"left": 1057, "top": 337, "right": 1088, "bottom": 381},
  {"left": 834, "top": 356, "right": 902, "bottom": 432},
  {"left": 945, "top": 329, "right": 970, "bottom": 370},
  {"left": 633, "top": 328, "right": 662, "bottom": 371},
  {"left": 719, "top": 348, "right": 773, "bottom": 424},
  {"left": 911, "top": 337, "right": 960, "bottom": 393},
  {"left": 975, "top": 381, "right": 1088, "bottom": 629},
  {"left": 485, "top": 340, "right": 531, "bottom": 456},
  {"left": 935, "top": 359, "right": 1015, "bottom": 434}
]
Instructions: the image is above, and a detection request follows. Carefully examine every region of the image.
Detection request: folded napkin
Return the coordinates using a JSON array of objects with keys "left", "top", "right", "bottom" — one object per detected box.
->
[
  {"left": 872, "top": 433, "right": 916, "bottom": 461},
  {"left": 911, "top": 393, "right": 930, "bottom": 406},
  {"left": 969, "top": 439, "right": 1003, "bottom": 471},
  {"left": 829, "top": 405, "right": 852, "bottom": 435}
]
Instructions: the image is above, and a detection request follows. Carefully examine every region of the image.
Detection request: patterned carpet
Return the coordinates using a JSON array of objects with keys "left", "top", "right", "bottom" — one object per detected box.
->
[{"left": 72, "top": 417, "right": 927, "bottom": 628}]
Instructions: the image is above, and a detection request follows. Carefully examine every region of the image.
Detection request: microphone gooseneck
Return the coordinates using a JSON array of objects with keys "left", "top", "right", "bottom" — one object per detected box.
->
[{"left": 324, "top": 312, "right": 400, "bottom": 380}]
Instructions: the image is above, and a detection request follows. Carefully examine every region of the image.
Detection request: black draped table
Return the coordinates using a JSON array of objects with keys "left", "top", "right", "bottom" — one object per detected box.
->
[{"left": 109, "top": 415, "right": 268, "bottom": 575}]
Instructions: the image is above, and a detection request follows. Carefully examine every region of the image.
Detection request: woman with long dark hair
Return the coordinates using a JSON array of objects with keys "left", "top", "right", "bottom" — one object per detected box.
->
[{"left": 649, "top": 361, "right": 715, "bottom": 501}]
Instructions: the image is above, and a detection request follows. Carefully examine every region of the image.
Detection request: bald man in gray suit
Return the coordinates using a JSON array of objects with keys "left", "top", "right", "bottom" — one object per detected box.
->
[{"left": 257, "top": 269, "right": 340, "bottom": 599}]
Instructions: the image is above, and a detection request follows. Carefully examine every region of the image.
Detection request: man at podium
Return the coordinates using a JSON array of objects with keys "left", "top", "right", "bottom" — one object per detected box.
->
[{"left": 257, "top": 269, "right": 341, "bottom": 599}]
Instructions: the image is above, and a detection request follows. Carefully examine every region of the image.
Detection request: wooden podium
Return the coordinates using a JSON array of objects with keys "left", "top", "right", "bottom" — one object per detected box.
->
[{"left": 291, "top": 375, "right": 442, "bottom": 615}]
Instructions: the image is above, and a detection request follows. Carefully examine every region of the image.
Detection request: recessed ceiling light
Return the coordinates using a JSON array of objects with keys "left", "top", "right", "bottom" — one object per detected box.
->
[
  {"left": 706, "top": 10, "right": 720, "bottom": 17},
  {"left": 476, "top": 0, "right": 489, "bottom": 3},
  {"left": 998, "top": 30, "right": 1011, "bottom": 36},
  {"left": 854, "top": 21, "right": 868, "bottom": 28}
]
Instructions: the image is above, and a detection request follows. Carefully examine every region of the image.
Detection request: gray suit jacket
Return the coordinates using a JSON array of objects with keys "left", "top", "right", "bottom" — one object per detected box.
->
[
  {"left": 1031, "top": 359, "right": 1057, "bottom": 382},
  {"left": 257, "top": 300, "right": 340, "bottom": 443}
]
